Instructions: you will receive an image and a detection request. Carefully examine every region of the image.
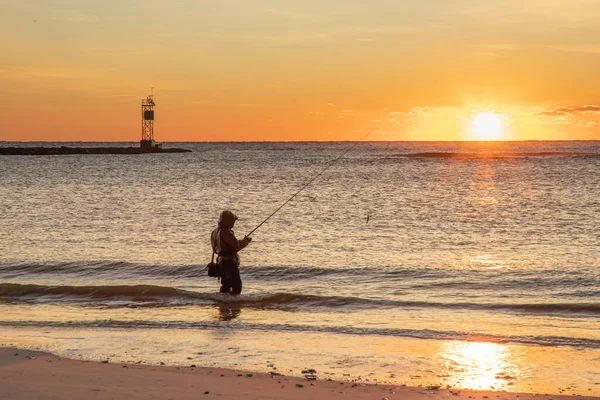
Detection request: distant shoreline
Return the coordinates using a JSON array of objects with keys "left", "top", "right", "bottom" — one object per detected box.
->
[{"left": 0, "top": 146, "right": 192, "bottom": 155}]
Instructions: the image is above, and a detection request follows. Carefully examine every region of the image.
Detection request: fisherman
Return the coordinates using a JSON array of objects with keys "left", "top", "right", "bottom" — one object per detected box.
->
[{"left": 211, "top": 210, "right": 252, "bottom": 295}]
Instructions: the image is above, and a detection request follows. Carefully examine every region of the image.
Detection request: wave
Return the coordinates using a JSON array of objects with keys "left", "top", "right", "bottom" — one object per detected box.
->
[
  {"left": 6, "top": 261, "right": 597, "bottom": 284},
  {"left": 1, "top": 283, "right": 599, "bottom": 316},
  {"left": 0, "top": 261, "right": 452, "bottom": 281},
  {"left": 2, "top": 262, "right": 598, "bottom": 299},
  {"left": 0, "top": 261, "right": 201, "bottom": 280},
  {"left": 0, "top": 318, "right": 598, "bottom": 349},
  {"left": 0, "top": 283, "right": 186, "bottom": 300}
]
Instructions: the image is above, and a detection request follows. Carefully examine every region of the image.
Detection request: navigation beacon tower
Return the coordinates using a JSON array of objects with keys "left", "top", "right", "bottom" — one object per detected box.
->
[{"left": 140, "top": 88, "right": 159, "bottom": 149}]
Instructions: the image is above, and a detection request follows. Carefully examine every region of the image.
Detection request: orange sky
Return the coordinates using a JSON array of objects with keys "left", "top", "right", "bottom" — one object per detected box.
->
[{"left": 1, "top": 1, "right": 599, "bottom": 141}]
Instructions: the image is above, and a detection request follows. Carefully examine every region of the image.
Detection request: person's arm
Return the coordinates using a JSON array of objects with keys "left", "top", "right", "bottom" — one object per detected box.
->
[
  {"left": 221, "top": 229, "right": 252, "bottom": 252},
  {"left": 210, "top": 229, "right": 218, "bottom": 253},
  {"left": 238, "top": 235, "right": 252, "bottom": 251}
]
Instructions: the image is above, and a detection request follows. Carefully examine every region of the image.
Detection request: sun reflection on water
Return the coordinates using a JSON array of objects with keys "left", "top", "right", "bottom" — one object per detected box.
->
[{"left": 439, "top": 342, "right": 525, "bottom": 391}]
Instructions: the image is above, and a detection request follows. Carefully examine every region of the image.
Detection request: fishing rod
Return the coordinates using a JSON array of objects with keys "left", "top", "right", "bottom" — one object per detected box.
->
[{"left": 245, "top": 128, "right": 377, "bottom": 237}]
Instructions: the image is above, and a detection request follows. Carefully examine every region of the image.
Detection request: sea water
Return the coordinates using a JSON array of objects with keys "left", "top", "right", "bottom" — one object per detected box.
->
[{"left": 1, "top": 141, "right": 599, "bottom": 394}]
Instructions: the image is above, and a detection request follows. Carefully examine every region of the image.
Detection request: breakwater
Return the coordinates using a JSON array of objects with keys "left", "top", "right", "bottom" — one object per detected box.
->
[{"left": 0, "top": 146, "right": 192, "bottom": 155}]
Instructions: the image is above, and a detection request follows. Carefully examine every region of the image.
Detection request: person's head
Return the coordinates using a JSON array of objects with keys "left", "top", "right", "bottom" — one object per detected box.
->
[{"left": 218, "top": 210, "right": 238, "bottom": 229}]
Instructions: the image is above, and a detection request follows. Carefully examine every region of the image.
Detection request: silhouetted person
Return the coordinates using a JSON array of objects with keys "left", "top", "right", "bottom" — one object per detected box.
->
[
  {"left": 211, "top": 210, "right": 252, "bottom": 295},
  {"left": 217, "top": 303, "right": 242, "bottom": 321}
]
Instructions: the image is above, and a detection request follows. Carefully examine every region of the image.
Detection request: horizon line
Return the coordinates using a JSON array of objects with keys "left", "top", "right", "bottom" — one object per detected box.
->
[{"left": 2, "top": 139, "right": 599, "bottom": 144}]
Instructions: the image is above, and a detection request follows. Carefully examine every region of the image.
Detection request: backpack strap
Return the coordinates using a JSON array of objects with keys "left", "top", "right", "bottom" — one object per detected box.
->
[{"left": 210, "top": 227, "right": 219, "bottom": 263}]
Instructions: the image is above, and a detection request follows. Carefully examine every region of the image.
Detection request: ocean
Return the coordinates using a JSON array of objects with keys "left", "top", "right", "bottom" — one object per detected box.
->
[{"left": 1, "top": 141, "right": 599, "bottom": 395}]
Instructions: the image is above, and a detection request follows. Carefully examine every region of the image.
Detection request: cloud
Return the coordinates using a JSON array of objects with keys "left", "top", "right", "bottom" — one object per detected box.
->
[
  {"left": 474, "top": 44, "right": 521, "bottom": 51},
  {"left": 471, "top": 52, "right": 503, "bottom": 58},
  {"left": 409, "top": 106, "right": 432, "bottom": 115},
  {"left": 261, "top": 8, "right": 320, "bottom": 22},
  {"left": 4, "top": 2, "right": 99, "bottom": 23},
  {"left": 576, "top": 121, "right": 599, "bottom": 127},
  {"left": 538, "top": 105, "right": 600, "bottom": 116},
  {"left": 548, "top": 45, "right": 600, "bottom": 54},
  {"left": 0, "top": 67, "right": 74, "bottom": 80},
  {"left": 202, "top": 24, "right": 414, "bottom": 45},
  {"left": 59, "top": 9, "right": 98, "bottom": 23},
  {"left": 238, "top": 103, "right": 263, "bottom": 107}
]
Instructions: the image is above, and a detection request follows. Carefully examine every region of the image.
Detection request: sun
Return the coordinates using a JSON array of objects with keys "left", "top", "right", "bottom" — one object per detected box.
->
[{"left": 472, "top": 112, "right": 504, "bottom": 140}]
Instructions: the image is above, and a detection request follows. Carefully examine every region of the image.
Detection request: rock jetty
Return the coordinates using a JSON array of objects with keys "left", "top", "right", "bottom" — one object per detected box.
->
[{"left": 0, "top": 146, "right": 192, "bottom": 155}]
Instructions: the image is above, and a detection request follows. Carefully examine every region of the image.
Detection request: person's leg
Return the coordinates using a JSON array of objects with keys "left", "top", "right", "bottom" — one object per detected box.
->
[
  {"left": 219, "top": 279, "right": 231, "bottom": 293},
  {"left": 230, "top": 268, "right": 242, "bottom": 295},
  {"left": 219, "top": 259, "right": 235, "bottom": 293}
]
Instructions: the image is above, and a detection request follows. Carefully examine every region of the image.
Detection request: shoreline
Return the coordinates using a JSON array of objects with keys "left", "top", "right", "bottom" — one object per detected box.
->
[{"left": 1, "top": 347, "right": 598, "bottom": 400}]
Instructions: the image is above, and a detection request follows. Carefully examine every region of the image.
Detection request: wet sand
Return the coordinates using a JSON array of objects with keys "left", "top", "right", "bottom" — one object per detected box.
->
[{"left": 1, "top": 348, "right": 597, "bottom": 400}]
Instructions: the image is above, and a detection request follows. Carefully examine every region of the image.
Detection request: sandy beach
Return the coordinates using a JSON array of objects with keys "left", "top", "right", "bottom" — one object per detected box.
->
[{"left": 1, "top": 347, "right": 597, "bottom": 400}]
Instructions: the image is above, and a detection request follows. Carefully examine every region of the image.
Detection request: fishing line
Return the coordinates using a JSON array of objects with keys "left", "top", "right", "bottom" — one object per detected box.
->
[{"left": 246, "top": 128, "right": 377, "bottom": 237}]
